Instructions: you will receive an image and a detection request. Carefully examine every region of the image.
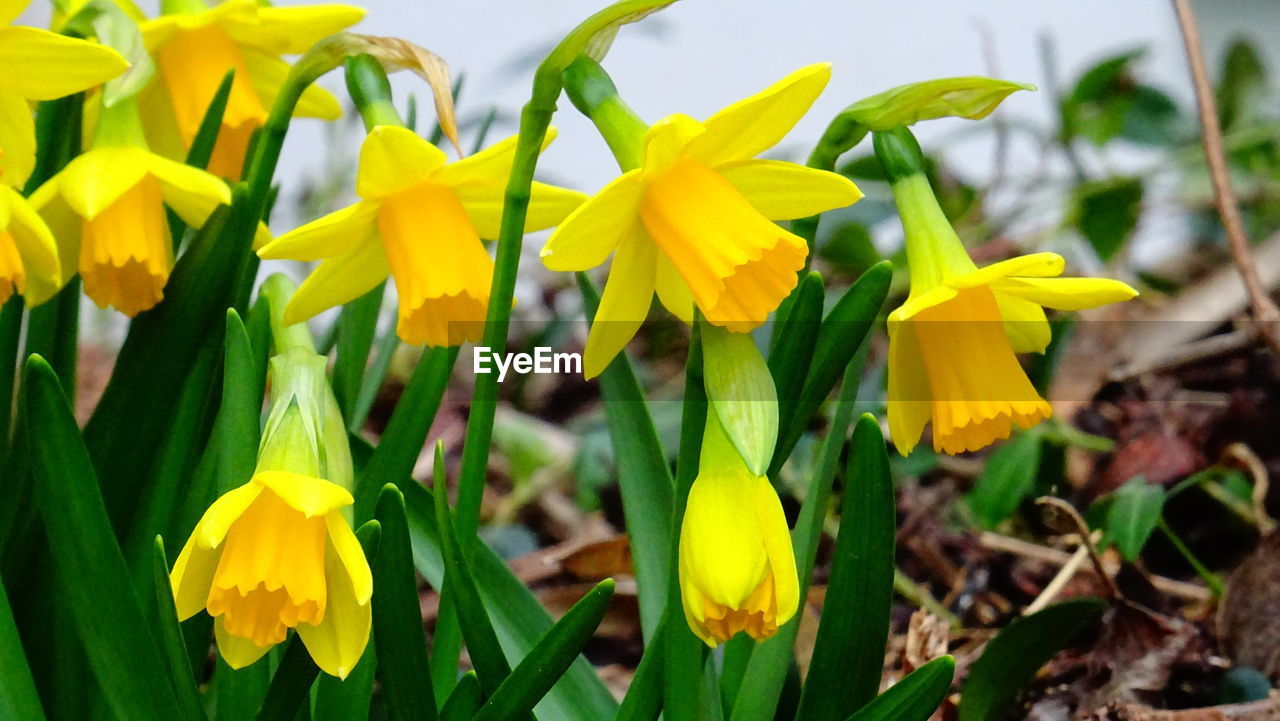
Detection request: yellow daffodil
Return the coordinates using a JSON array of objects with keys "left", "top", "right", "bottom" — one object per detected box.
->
[
  {"left": 30, "top": 143, "right": 231, "bottom": 315},
  {"left": 258, "top": 125, "right": 586, "bottom": 347},
  {"left": 0, "top": 185, "right": 59, "bottom": 305},
  {"left": 139, "top": 0, "right": 365, "bottom": 179},
  {"left": 876, "top": 127, "right": 1137, "bottom": 455},
  {"left": 173, "top": 298, "right": 371, "bottom": 678},
  {"left": 0, "top": 0, "right": 128, "bottom": 187},
  {"left": 679, "top": 413, "right": 798, "bottom": 646},
  {"left": 541, "top": 63, "right": 862, "bottom": 378}
]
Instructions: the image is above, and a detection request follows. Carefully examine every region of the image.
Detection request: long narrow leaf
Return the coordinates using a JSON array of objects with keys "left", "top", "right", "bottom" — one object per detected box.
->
[
  {"left": 252, "top": 638, "right": 319, "bottom": 721},
  {"left": 846, "top": 656, "right": 955, "bottom": 721},
  {"left": 23, "top": 355, "right": 183, "bottom": 720},
  {"left": 0, "top": 574, "right": 43, "bottom": 721},
  {"left": 473, "top": 580, "right": 616, "bottom": 721},
  {"left": 796, "top": 415, "right": 896, "bottom": 721},
  {"left": 152, "top": 537, "right": 207, "bottom": 721},
  {"left": 438, "top": 671, "right": 482, "bottom": 721},
  {"left": 333, "top": 283, "right": 386, "bottom": 427}
]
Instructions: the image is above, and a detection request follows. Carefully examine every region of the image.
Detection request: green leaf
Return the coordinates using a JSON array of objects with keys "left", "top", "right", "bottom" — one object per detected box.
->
[
  {"left": 819, "top": 224, "right": 881, "bottom": 276},
  {"left": 313, "top": 520, "right": 381, "bottom": 721},
  {"left": 472, "top": 579, "right": 616, "bottom": 721},
  {"left": 87, "top": 1, "right": 154, "bottom": 106},
  {"left": 616, "top": 619, "right": 666, "bottom": 721},
  {"left": 957, "top": 599, "right": 1105, "bottom": 721},
  {"left": 1217, "top": 39, "right": 1268, "bottom": 132},
  {"left": 252, "top": 637, "right": 319, "bottom": 721},
  {"left": 796, "top": 414, "right": 896, "bottom": 721},
  {"left": 578, "top": 272, "right": 673, "bottom": 643},
  {"left": 1074, "top": 176, "right": 1143, "bottom": 262},
  {"left": 216, "top": 657, "right": 270, "bottom": 721},
  {"left": 847, "top": 76, "right": 1034, "bottom": 130},
  {"left": 438, "top": 671, "right": 482, "bottom": 721},
  {"left": 774, "top": 261, "right": 891, "bottom": 473},
  {"left": 431, "top": 455, "right": 519, "bottom": 706},
  {"left": 966, "top": 431, "right": 1043, "bottom": 529},
  {"left": 373, "top": 484, "right": 438, "bottom": 721},
  {"left": 845, "top": 656, "right": 954, "bottom": 721},
  {"left": 152, "top": 537, "right": 207, "bottom": 721},
  {"left": 701, "top": 322, "right": 778, "bottom": 476},
  {"left": 0, "top": 573, "right": 44, "bottom": 721},
  {"left": 768, "top": 272, "right": 823, "bottom": 418},
  {"left": 22, "top": 355, "right": 184, "bottom": 721},
  {"left": 333, "top": 283, "right": 386, "bottom": 429},
  {"left": 185, "top": 69, "right": 234, "bottom": 171},
  {"left": 349, "top": 316, "right": 402, "bottom": 434},
  {"left": 1105, "top": 477, "right": 1164, "bottom": 561},
  {"left": 732, "top": 347, "right": 869, "bottom": 721}
]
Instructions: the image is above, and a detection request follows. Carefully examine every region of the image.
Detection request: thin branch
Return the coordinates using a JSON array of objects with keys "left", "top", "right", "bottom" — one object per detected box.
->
[{"left": 1170, "top": 0, "right": 1280, "bottom": 357}]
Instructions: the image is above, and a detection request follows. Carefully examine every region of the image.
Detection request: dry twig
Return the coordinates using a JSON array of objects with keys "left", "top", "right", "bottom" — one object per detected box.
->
[{"left": 1170, "top": 0, "right": 1280, "bottom": 357}]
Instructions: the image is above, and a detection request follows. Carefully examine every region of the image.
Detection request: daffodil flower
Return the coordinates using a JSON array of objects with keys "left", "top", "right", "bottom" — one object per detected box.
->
[
  {"left": 139, "top": 0, "right": 364, "bottom": 179},
  {"left": 541, "top": 63, "right": 862, "bottom": 378},
  {"left": 30, "top": 144, "right": 232, "bottom": 315},
  {"left": 679, "top": 412, "right": 798, "bottom": 646},
  {"left": 877, "top": 127, "right": 1137, "bottom": 455},
  {"left": 0, "top": 0, "right": 128, "bottom": 187},
  {"left": 258, "top": 125, "right": 586, "bottom": 347},
  {"left": 172, "top": 470, "right": 370, "bottom": 677},
  {"left": 0, "top": 185, "right": 59, "bottom": 305}
]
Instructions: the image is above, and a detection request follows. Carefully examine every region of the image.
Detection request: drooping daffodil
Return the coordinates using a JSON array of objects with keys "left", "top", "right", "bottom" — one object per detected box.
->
[
  {"left": 139, "top": 0, "right": 365, "bottom": 179},
  {"left": 679, "top": 410, "right": 798, "bottom": 646},
  {"left": 541, "top": 63, "right": 862, "bottom": 378},
  {"left": 258, "top": 125, "right": 586, "bottom": 347},
  {"left": 875, "top": 126, "right": 1138, "bottom": 456},
  {"left": 0, "top": 0, "right": 129, "bottom": 187}
]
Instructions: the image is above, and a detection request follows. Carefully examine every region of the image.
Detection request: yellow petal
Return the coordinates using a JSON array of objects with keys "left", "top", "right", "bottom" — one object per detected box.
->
[
  {"left": 995, "top": 292, "right": 1051, "bottom": 354},
  {"left": 716, "top": 159, "right": 862, "bottom": 221},
  {"left": 539, "top": 170, "right": 642, "bottom": 272},
  {"left": 146, "top": 153, "right": 232, "bottom": 229},
  {"left": 223, "top": 3, "right": 366, "bottom": 55},
  {"left": 356, "top": 126, "right": 446, "bottom": 199},
  {"left": 688, "top": 63, "right": 831, "bottom": 167},
  {"left": 640, "top": 114, "right": 704, "bottom": 179},
  {"left": 215, "top": 617, "right": 273, "bottom": 669},
  {"left": 0, "top": 90, "right": 34, "bottom": 188},
  {"left": 259, "top": 201, "right": 379, "bottom": 261},
  {"left": 886, "top": 319, "right": 931, "bottom": 455},
  {"left": 680, "top": 470, "right": 769, "bottom": 609},
  {"left": 2, "top": 186, "right": 58, "bottom": 294},
  {"left": 27, "top": 180, "right": 79, "bottom": 295},
  {"left": 284, "top": 239, "right": 389, "bottom": 325},
  {"left": 252, "top": 470, "right": 354, "bottom": 519},
  {"left": 0, "top": 27, "right": 128, "bottom": 100},
  {"left": 195, "top": 482, "right": 264, "bottom": 549},
  {"left": 56, "top": 147, "right": 150, "bottom": 219},
  {"left": 992, "top": 276, "right": 1138, "bottom": 311},
  {"left": 654, "top": 251, "right": 694, "bottom": 324},
  {"left": 582, "top": 226, "right": 655, "bottom": 379},
  {"left": 432, "top": 129, "right": 556, "bottom": 188},
  {"left": 325, "top": 513, "right": 372, "bottom": 605},
  {"left": 242, "top": 48, "right": 342, "bottom": 120},
  {"left": 296, "top": 540, "right": 371, "bottom": 679},
  {"left": 952, "top": 252, "right": 1065, "bottom": 290},
  {"left": 452, "top": 180, "right": 586, "bottom": 240},
  {"left": 170, "top": 533, "right": 223, "bottom": 620},
  {"left": 0, "top": 0, "right": 27, "bottom": 26},
  {"left": 753, "top": 474, "right": 798, "bottom": 628}
]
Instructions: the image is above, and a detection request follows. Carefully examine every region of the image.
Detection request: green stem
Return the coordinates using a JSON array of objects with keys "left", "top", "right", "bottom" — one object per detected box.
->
[
  {"left": 345, "top": 54, "right": 404, "bottom": 130},
  {"left": 260, "top": 274, "right": 314, "bottom": 355},
  {"left": 563, "top": 55, "right": 647, "bottom": 171},
  {"left": 1156, "top": 517, "right": 1225, "bottom": 596}
]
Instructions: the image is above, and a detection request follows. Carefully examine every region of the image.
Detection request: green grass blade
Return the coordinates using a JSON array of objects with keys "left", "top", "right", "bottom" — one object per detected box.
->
[
  {"left": 438, "top": 671, "right": 481, "bottom": 721},
  {"left": 795, "top": 415, "right": 896, "bottom": 721},
  {"left": 430, "top": 585, "right": 463, "bottom": 702},
  {"left": 616, "top": 617, "right": 666, "bottom": 721},
  {"left": 349, "top": 318, "right": 402, "bottom": 433},
  {"left": 152, "top": 537, "right": 207, "bottom": 721},
  {"left": 767, "top": 271, "right": 824, "bottom": 464},
  {"left": 578, "top": 272, "right": 674, "bottom": 643},
  {"left": 313, "top": 643, "right": 376, "bottom": 721},
  {"left": 22, "top": 355, "right": 183, "bottom": 720},
  {"left": 473, "top": 580, "right": 616, "bottom": 721},
  {"left": 957, "top": 600, "right": 1105, "bottom": 721},
  {"left": 373, "top": 484, "right": 438, "bottom": 720},
  {"left": 0, "top": 573, "right": 44, "bottom": 721},
  {"left": 171, "top": 68, "right": 234, "bottom": 246},
  {"left": 845, "top": 656, "right": 954, "bottom": 721},
  {"left": 355, "top": 346, "right": 458, "bottom": 521},
  {"left": 774, "top": 261, "right": 891, "bottom": 471},
  {"left": 333, "top": 283, "right": 386, "bottom": 428},
  {"left": 252, "top": 637, "right": 319, "bottom": 721}
]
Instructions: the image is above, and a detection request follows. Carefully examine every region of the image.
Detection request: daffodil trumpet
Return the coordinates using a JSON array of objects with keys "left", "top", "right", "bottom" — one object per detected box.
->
[
  {"left": 875, "top": 126, "right": 1137, "bottom": 456},
  {"left": 547, "top": 57, "right": 863, "bottom": 378},
  {"left": 171, "top": 274, "right": 370, "bottom": 678},
  {"left": 30, "top": 97, "right": 232, "bottom": 316},
  {"left": 678, "top": 409, "right": 799, "bottom": 647}
]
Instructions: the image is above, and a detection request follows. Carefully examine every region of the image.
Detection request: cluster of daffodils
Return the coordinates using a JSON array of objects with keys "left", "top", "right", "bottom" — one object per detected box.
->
[{"left": 1, "top": 0, "right": 1142, "bottom": 676}]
